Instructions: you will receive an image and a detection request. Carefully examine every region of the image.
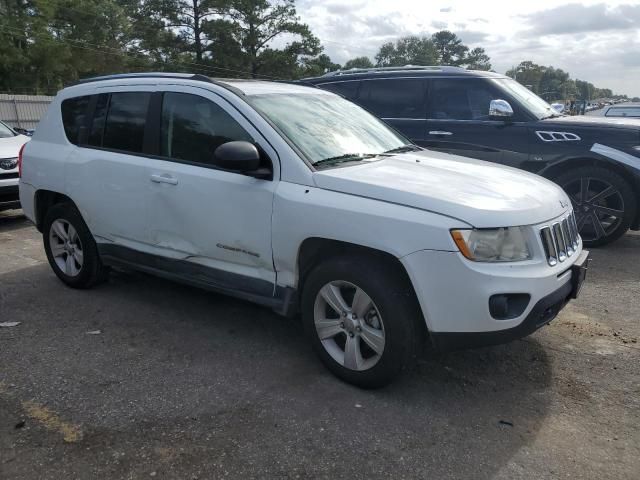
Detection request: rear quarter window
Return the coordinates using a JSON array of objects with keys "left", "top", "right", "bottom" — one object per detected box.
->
[{"left": 61, "top": 96, "right": 91, "bottom": 145}]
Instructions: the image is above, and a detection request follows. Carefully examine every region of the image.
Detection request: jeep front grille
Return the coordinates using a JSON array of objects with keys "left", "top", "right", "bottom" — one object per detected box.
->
[{"left": 540, "top": 212, "right": 580, "bottom": 266}]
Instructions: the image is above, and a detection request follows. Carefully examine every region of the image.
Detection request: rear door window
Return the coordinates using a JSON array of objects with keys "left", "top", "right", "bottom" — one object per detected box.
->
[
  {"left": 102, "top": 92, "right": 151, "bottom": 154},
  {"left": 61, "top": 96, "right": 91, "bottom": 144},
  {"left": 356, "top": 79, "right": 427, "bottom": 119}
]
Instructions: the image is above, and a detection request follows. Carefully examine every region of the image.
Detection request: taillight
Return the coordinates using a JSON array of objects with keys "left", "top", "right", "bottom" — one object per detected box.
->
[{"left": 18, "top": 143, "right": 26, "bottom": 178}]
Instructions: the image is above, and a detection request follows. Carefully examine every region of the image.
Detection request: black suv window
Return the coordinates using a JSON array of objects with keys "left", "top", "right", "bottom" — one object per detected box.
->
[
  {"left": 319, "top": 81, "right": 359, "bottom": 99},
  {"left": 61, "top": 96, "right": 91, "bottom": 145},
  {"left": 160, "top": 92, "right": 253, "bottom": 166},
  {"left": 356, "top": 79, "right": 426, "bottom": 119},
  {"left": 102, "top": 92, "right": 151, "bottom": 153},
  {"left": 429, "top": 79, "right": 505, "bottom": 121}
]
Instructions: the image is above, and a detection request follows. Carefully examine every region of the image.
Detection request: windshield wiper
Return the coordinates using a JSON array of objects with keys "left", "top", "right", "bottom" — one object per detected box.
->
[
  {"left": 313, "top": 153, "right": 379, "bottom": 167},
  {"left": 384, "top": 144, "right": 422, "bottom": 154}
]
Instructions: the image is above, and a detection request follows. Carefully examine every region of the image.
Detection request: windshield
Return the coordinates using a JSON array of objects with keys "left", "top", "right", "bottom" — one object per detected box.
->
[
  {"left": 0, "top": 121, "right": 16, "bottom": 138},
  {"left": 248, "top": 92, "right": 409, "bottom": 166},
  {"left": 492, "top": 78, "right": 557, "bottom": 119}
]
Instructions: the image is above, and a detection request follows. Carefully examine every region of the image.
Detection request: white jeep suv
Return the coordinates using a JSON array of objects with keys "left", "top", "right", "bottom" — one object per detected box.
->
[{"left": 19, "top": 73, "right": 590, "bottom": 387}]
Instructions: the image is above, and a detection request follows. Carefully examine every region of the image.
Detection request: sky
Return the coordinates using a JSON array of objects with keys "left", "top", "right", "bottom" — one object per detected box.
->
[{"left": 294, "top": 0, "right": 640, "bottom": 97}]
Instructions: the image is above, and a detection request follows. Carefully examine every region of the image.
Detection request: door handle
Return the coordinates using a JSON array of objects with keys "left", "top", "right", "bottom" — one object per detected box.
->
[
  {"left": 150, "top": 173, "right": 178, "bottom": 185},
  {"left": 428, "top": 131, "right": 453, "bottom": 136}
]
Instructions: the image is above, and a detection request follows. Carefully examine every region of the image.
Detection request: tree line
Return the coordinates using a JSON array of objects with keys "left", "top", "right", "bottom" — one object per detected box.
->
[
  {"left": 506, "top": 61, "right": 632, "bottom": 102},
  {"left": 0, "top": 0, "right": 628, "bottom": 100}
]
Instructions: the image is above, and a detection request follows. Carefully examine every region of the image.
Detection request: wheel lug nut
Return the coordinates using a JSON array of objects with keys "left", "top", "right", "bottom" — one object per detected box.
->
[
  {"left": 341, "top": 311, "right": 347, "bottom": 317},
  {"left": 340, "top": 322, "right": 345, "bottom": 329},
  {"left": 351, "top": 313, "right": 357, "bottom": 320},
  {"left": 348, "top": 332, "right": 354, "bottom": 338},
  {"left": 356, "top": 326, "right": 362, "bottom": 332}
]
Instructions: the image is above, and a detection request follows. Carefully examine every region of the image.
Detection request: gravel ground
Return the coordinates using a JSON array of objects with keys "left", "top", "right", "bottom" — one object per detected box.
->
[{"left": 1, "top": 209, "right": 639, "bottom": 479}]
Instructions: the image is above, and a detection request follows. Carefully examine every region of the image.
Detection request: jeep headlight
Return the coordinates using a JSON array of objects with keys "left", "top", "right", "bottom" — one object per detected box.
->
[{"left": 451, "top": 227, "right": 531, "bottom": 262}]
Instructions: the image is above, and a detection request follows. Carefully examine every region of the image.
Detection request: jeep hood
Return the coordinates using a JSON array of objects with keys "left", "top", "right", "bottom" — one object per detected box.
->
[{"left": 312, "top": 150, "right": 569, "bottom": 228}]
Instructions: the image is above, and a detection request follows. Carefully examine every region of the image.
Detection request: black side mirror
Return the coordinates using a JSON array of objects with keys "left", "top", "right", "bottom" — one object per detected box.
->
[{"left": 213, "top": 141, "right": 261, "bottom": 172}]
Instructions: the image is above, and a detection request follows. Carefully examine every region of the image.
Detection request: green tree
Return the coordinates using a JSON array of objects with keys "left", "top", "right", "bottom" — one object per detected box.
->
[
  {"left": 300, "top": 53, "right": 340, "bottom": 77},
  {"left": 343, "top": 56, "right": 373, "bottom": 69},
  {"left": 375, "top": 36, "right": 438, "bottom": 67},
  {"left": 506, "top": 61, "right": 545, "bottom": 92},
  {"left": 0, "top": 0, "right": 137, "bottom": 93},
  {"left": 464, "top": 47, "right": 491, "bottom": 71},
  {"left": 135, "top": 0, "right": 220, "bottom": 63},
  {"left": 213, "top": 0, "right": 321, "bottom": 77},
  {"left": 431, "top": 30, "right": 468, "bottom": 66}
]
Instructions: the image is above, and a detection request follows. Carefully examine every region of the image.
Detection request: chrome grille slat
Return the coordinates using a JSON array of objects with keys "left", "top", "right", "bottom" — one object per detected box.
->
[
  {"left": 540, "top": 212, "right": 581, "bottom": 266},
  {"left": 562, "top": 218, "right": 573, "bottom": 256}
]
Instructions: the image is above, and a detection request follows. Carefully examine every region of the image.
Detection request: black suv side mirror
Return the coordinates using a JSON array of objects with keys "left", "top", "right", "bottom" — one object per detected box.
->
[
  {"left": 489, "top": 100, "right": 513, "bottom": 122},
  {"left": 489, "top": 99, "right": 514, "bottom": 121},
  {"left": 213, "top": 141, "right": 261, "bottom": 172}
]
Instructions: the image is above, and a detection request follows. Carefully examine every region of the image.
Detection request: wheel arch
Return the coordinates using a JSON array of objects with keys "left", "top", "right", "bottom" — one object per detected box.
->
[
  {"left": 34, "top": 190, "right": 76, "bottom": 232},
  {"left": 295, "top": 236, "right": 429, "bottom": 348},
  {"left": 538, "top": 156, "right": 640, "bottom": 230},
  {"left": 296, "top": 237, "right": 410, "bottom": 290},
  {"left": 296, "top": 237, "right": 427, "bottom": 328}
]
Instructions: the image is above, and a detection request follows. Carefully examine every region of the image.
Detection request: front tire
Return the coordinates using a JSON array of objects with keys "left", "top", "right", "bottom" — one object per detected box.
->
[
  {"left": 43, "top": 203, "right": 108, "bottom": 288},
  {"left": 301, "top": 255, "right": 420, "bottom": 388},
  {"left": 554, "top": 166, "right": 637, "bottom": 247}
]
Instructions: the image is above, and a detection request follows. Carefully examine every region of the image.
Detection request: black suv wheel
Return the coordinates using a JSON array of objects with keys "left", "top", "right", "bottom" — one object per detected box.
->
[{"left": 554, "top": 166, "right": 637, "bottom": 247}]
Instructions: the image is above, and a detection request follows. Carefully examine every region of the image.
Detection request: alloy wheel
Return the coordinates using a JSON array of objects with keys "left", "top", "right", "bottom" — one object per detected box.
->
[
  {"left": 49, "top": 219, "right": 84, "bottom": 277},
  {"left": 313, "top": 281, "right": 385, "bottom": 371},
  {"left": 562, "top": 176, "right": 625, "bottom": 243}
]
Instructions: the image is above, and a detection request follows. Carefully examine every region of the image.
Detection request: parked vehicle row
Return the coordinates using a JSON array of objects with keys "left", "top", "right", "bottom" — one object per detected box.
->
[
  {"left": 19, "top": 73, "right": 590, "bottom": 387},
  {"left": 303, "top": 66, "right": 640, "bottom": 247}
]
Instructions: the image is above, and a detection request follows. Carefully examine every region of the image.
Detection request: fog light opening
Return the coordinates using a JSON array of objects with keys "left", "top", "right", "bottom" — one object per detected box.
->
[{"left": 489, "top": 294, "right": 531, "bottom": 320}]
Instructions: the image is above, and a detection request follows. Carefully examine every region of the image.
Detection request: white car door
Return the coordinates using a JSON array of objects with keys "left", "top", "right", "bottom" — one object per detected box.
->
[
  {"left": 145, "top": 86, "right": 279, "bottom": 291},
  {"left": 65, "top": 89, "right": 155, "bottom": 251}
]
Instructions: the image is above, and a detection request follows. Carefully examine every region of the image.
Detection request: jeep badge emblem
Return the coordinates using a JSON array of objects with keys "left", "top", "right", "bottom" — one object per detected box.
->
[{"left": 0, "top": 158, "right": 18, "bottom": 170}]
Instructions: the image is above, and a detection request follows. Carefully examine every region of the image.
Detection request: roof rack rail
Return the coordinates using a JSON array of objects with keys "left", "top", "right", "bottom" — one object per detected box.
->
[
  {"left": 69, "top": 72, "right": 214, "bottom": 86},
  {"left": 66, "top": 72, "right": 250, "bottom": 96},
  {"left": 320, "top": 65, "right": 467, "bottom": 78}
]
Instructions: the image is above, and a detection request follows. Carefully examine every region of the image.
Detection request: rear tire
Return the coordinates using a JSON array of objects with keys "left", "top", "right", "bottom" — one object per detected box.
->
[
  {"left": 301, "top": 255, "right": 421, "bottom": 388},
  {"left": 43, "top": 203, "right": 108, "bottom": 288},
  {"left": 553, "top": 166, "right": 636, "bottom": 247}
]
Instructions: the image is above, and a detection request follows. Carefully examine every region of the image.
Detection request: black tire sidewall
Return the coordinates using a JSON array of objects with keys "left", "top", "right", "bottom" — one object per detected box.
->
[
  {"left": 554, "top": 166, "right": 637, "bottom": 247},
  {"left": 43, "top": 203, "right": 104, "bottom": 288},
  {"left": 301, "top": 255, "right": 419, "bottom": 388}
]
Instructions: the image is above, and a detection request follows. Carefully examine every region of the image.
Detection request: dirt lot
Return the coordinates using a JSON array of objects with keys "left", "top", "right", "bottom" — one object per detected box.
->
[{"left": 1, "top": 209, "right": 639, "bottom": 479}]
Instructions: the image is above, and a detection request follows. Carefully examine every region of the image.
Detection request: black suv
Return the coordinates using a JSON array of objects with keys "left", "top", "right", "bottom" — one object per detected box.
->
[{"left": 303, "top": 66, "right": 640, "bottom": 246}]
